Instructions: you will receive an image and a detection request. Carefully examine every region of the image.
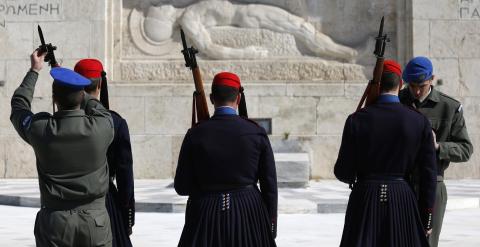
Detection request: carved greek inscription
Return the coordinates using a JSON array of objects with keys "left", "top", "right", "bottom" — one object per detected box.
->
[
  {"left": 460, "top": 0, "right": 480, "bottom": 19},
  {"left": 0, "top": 0, "right": 62, "bottom": 21}
]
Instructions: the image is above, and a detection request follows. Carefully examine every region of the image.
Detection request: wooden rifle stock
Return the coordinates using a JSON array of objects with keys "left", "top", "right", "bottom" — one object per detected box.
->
[
  {"left": 180, "top": 28, "right": 210, "bottom": 126},
  {"left": 366, "top": 58, "right": 385, "bottom": 105},
  {"left": 191, "top": 67, "right": 210, "bottom": 123}
]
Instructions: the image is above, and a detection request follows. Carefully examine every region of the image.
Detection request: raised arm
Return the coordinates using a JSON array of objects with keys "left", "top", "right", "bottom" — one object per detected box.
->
[{"left": 10, "top": 51, "right": 47, "bottom": 143}]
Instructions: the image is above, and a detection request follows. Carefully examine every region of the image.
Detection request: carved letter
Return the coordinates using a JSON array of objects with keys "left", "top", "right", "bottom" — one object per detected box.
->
[
  {"left": 50, "top": 4, "right": 60, "bottom": 15},
  {"left": 17, "top": 5, "right": 28, "bottom": 15},
  {"left": 29, "top": 3, "right": 38, "bottom": 15},
  {"left": 6, "top": 5, "right": 16, "bottom": 15},
  {"left": 39, "top": 4, "right": 48, "bottom": 15}
]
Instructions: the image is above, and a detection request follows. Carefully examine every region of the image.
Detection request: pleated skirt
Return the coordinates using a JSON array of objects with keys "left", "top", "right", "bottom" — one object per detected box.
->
[
  {"left": 106, "top": 183, "right": 133, "bottom": 247},
  {"left": 178, "top": 186, "right": 276, "bottom": 247},
  {"left": 339, "top": 179, "right": 429, "bottom": 247}
]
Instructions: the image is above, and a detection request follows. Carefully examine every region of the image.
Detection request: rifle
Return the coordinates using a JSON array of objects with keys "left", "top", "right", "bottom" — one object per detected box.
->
[
  {"left": 180, "top": 28, "right": 210, "bottom": 126},
  {"left": 356, "top": 17, "right": 389, "bottom": 111},
  {"left": 37, "top": 25, "right": 59, "bottom": 68},
  {"left": 37, "top": 25, "right": 60, "bottom": 113}
]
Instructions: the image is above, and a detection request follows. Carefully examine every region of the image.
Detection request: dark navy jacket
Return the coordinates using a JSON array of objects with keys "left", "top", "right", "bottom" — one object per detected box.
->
[
  {"left": 174, "top": 108, "right": 278, "bottom": 221},
  {"left": 108, "top": 111, "right": 135, "bottom": 228},
  {"left": 334, "top": 95, "right": 437, "bottom": 216}
]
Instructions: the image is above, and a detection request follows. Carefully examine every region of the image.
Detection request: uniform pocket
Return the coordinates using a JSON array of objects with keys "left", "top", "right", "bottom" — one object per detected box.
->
[
  {"left": 84, "top": 210, "right": 112, "bottom": 246},
  {"left": 94, "top": 213, "right": 108, "bottom": 227}
]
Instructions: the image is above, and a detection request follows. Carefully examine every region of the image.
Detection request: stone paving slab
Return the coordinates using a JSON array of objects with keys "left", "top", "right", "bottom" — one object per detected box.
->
[
  {"left": 2, "top": 206, "right": 480, "bottom": 246},
  {"left": 0, "top": 179, "right": 479, "bottom": 214}
]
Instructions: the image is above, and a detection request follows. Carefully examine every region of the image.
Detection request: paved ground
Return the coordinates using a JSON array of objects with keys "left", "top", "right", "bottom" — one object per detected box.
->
[
  {"left": 1, "top": 179, "right": 479, "bottom": 213},
  {"left": 0, "top": 205, "right": 479, "bottom": 246}
]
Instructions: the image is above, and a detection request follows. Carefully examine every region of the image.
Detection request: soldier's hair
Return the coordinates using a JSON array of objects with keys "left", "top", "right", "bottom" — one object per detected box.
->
[
  {"left": 84, "top": 77, "right": 101, "bottom": 93},
  {"left": 52, "top": 83, "right": 84, "bottom": 110},
  {"left": 380, "top": 72, "right": 401, "bottom": 92},
  {"left": 211, "top": 85, "right": 239, "bottom": 104}
]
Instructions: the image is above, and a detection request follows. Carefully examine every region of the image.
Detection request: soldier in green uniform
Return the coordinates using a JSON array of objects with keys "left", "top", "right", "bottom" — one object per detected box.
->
[
  {"left": 10, "top": 50, "right": 114, "bottom": 247},
  {"left": 399, "top": 56, "right": 474, "bottom": 247}
]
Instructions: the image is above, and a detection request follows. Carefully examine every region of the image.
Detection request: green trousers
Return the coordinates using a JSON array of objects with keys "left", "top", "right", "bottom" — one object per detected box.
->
[
  {"left": 429, "top": 181, "right": 447, "bottom": 247},
  {"left": 34, "top": 208, "right": 112, "bottom": 247}
]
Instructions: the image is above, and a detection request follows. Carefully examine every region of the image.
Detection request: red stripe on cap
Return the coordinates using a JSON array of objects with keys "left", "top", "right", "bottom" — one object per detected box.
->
[
  {"left": 74, "top": 59, "right": 104, "bottom": 79},
  {"left": 212, "top": 72, "right": 241, "bottom": 89}
]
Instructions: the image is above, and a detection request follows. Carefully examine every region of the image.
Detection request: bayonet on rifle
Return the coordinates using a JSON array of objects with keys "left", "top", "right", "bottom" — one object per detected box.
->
[
  {"left": 181, "top": 29, "right": 198, "bottom": 69},
  {"left": 356, "top": 16, "right": 390, "bottom": 110},
  {"left": 37, "top": 25, "right": 59, "bottom": 67},
  {"left": 374, "top": 17, "right": 389, "bottom": 58}
]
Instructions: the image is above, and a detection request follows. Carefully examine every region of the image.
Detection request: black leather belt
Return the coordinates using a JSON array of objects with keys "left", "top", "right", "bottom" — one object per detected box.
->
[
  {"left": 201, "top": 184, "right": 255, "bottom": 193},
  {"left": 358, "top": 175, "right": 405, "bottom": 182},
  {"left": 41, "top": 196, "right": 106, "bottom": 211}
]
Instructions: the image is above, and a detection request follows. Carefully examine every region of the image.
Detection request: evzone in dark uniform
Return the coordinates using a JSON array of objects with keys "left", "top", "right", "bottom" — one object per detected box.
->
[
  {"left": 11, "top": 50, "right": 114, "bottom": 246},
  {"left": 175, "top": 72, "right": 278, "bottom": 247},
  {"left": 75, "top": 59, "right": 135, "bottom": 247},
  {"left": 334, "top": 60, "right": 437, "bottom": 247}
]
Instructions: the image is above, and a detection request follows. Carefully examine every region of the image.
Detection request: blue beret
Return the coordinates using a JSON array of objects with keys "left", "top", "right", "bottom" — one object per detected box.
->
[
  {"left": 402, "top": 56, "right": 433, "bottom": 84},
  {"left": 50, "top": 67, "right": 91, "bottom": 89}
]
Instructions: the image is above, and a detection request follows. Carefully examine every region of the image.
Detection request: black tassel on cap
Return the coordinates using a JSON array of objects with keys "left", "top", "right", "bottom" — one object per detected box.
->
[
  {"left": 238, "top": 87, "right": 248, "bottom": 118},
  {"left": 100, "top": 71, "right": 109, "bottom": 110}
]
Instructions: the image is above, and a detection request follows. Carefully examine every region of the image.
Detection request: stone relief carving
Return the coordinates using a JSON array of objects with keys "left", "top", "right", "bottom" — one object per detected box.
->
[{"left": 129, "top": 0, "right": 358, "bottom": 61}]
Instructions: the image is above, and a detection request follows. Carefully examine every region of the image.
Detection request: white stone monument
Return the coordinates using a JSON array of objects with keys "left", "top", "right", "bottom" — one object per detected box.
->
[{"left": 0, "top": 0, "right": 478, "bottom": 180}]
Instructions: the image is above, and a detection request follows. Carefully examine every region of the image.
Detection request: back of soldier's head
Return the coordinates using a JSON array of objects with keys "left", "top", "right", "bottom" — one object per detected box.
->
[
  {"left": 380, "top": 72, "right": 402, "bottom": 92},
  {"left": 212, "top": 85, "right": 239, "bottom": 105},
  {"left": 380, "top": 60, "right": 402, "bottom": 93},
  {"left": 211, "top": 72, "right": 241, "bottom": 106},
  {"left": 84, "top": 77, "right": 101, "bottom": 94},
  {"left": 50, "top": 67, "right": 90, "bottom": 110},
  {"left": 52, "top": 83, "right": 84, "bottom": 109}
]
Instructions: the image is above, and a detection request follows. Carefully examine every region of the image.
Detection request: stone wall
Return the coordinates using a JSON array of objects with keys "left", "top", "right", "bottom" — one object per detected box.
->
[
  {"left": 0, "top": 0, "right": 477, "bottom": 179},
  {"left": 409, "top": 0, "right": 480, "bottom": 178}
]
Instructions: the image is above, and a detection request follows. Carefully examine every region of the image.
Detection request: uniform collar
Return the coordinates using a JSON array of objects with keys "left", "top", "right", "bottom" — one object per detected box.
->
[
  {"left": 418, "top": 87, "right": 432, "bottom": 103},
  {"left": 53, "top": 109, "right": 85, "bottom": 118},
  {"left": 214, "top": 106, "right": 237, "bottom": 116},
  {"left": 426, "top": 86, "right": 440, "bottom": 103},
  {"left": 403, "top": 86, "right": 440, "bottom": 104},
  {"left": 377, "top": 94, "right": 400, "bottom": 103}
]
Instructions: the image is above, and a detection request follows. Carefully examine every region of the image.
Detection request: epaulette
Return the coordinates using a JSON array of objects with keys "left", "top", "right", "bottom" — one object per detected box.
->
[
  {"left": 190, "top": 119, "right": 208, "bottom": 129},
  {"left": 109, "top": 110, "right": 123, "bottom": 119},
  {"left": 438, "top": 91, "right": 461, "bottom": 104},
  {"left": 437, "top": 92, "right": 463, "bottom": 112},
  {"left": 240, "top": 116, "right": 261, "bottom": 128},
  {"left": 34, "top": 112, "right": 52, "bottom": 119},
  {"left": 352, "top": 108, "right": 365, "bottom": 115},
  {"left": 352, "top": 103, "right": 370, "bottom": 116}
]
